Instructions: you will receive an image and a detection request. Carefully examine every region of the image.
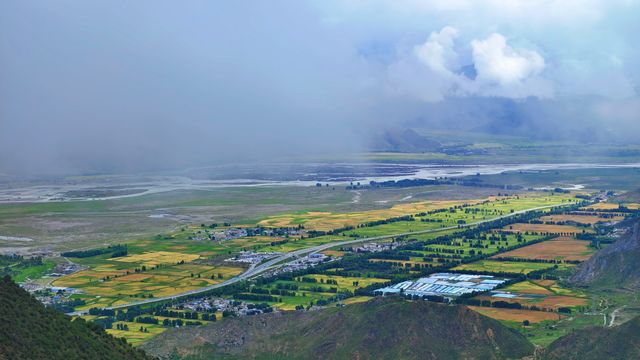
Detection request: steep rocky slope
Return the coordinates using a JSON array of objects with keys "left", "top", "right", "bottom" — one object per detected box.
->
[{"left": 570, "top": 219, "right": 640, "bottom": 289}]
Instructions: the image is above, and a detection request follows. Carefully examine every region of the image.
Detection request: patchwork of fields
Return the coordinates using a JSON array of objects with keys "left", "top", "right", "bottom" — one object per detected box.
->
[
  {"left": 38, "top": 192, "right": 639, "bottom": 348},
  {"left": 51, "top": 193, "right": 577, "bottom": 311}
]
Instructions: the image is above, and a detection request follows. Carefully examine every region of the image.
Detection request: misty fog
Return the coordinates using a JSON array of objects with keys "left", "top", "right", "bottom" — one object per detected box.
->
[{"left": 1, "top": 1, "right": 639, "bottom": 175}]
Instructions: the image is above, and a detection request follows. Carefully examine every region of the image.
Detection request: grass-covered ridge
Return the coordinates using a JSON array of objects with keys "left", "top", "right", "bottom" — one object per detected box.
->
[{"left": 142, "top": 296, "right": 535, "bottom": 360}]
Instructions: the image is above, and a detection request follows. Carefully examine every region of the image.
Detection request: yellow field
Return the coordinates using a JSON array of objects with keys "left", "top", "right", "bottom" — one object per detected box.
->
[
  {"left": 110, "top": 251, "right": 200, "bottom": 266},
  {"left": 501, "top": 280, "right": 553, "bottom": 295},
  {"left": 492, "top": 237, "right": 594, "bottom": 261},
  {"left": 258, "top": 199, "right": 481, "bottom": 231},
  {"left": 106, "top": 322, "right": 166, "bottom": 345},
  {"left": 321, "top": 249, "right": 346, "bottom": 257},
  {"left": 343, "top": 296, "right": 374, "bottom": 305},
  {"left": 539, "top": 214, "right": 625, "bottom": 224},
  {"left": 581, "top": 202, "right": 639, "bottom": 210},
  {"left": 469, "top": 306, "right": 563, "bottom": 323},
  {"left": 487, "top": 280, "right": 587, "bottom": 310}
]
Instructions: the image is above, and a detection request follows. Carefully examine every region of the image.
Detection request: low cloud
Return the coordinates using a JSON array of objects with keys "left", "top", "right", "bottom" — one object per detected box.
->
[
  {"left": 471, "top": 33, "right": 545, "bottom": 86},
  {"left": 414, "top": 26, "right": 459, "bottom": 76},
  {"left": 0, "top": 1, "right": 638, "bottom": 175},
  {"left": 387, "top": 28, "right": 553, "bottom": 101}
]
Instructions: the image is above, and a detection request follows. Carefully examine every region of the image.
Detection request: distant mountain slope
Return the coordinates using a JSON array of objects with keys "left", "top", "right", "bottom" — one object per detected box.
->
[
  {"left": 0, "top": 276, "right": 152, "bottom": 360},
  {"left": 142, "top": 297, "right": 534, "bottom": 360},
  {"left": 370, "top": 129, "right": 442, "bottom": 152},
  {"left": 614, "top": 188, "right": 640, "bottom": 203},
  {"left": 544, "top": 315, "right": 640, "bottom": 360},
  {"left": 570, "top": 219, "right": 640, "bottom": 289}
]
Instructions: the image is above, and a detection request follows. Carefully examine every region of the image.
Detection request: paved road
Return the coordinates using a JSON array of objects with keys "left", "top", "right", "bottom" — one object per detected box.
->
[{"left": 68, "top": 202, "right": 574, "bottom": 315}]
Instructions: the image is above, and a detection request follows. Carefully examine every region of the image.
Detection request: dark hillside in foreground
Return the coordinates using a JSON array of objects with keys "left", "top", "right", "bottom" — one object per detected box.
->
[
  {"left": 142, "top": 297, "right": 534, "bottom": 360},
  {"left": 0, "top": 276, "right": 152, "bottom": 360},
  {"left": 544, "top": 315, "right": 640, "bottom": 360},
  {"left": 570, "top": 219, "right": 640, "bottom": 289}
]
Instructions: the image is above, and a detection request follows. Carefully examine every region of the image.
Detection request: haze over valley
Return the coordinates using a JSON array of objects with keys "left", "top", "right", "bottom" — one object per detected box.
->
[{"left": 1, "top": 1, "right": 640, "bottom": 359}]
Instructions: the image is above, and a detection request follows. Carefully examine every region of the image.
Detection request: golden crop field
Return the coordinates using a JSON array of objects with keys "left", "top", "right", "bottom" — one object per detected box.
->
[
  {"left": 109, "top": 251, "right": 200, "bottom": 266},
  {"left": 106, "top": 322, "right": 166, "bottom": 345},
  {"left": 258, "top": 199, "right": 481, "bottom": 231},
  {"left": 468, "top": 306, "right": 563, "bottom": 323},
  {"left": 539, "top": 214, "right": 625, "bottom": 224},
  {"left": 486, "top": 280, "right": 587, "bottom": 310},
  {"left": 342, "top": 296, "right": 374, "bottom": 305},
  {"left": 492, "top": 237, "right": 595, "bottom": 261},
  {"left": 321, "top": 249, "right": 346, "bottom": 257},
  {"left": 581, "top": 202, "right": 639, "bottom": 210}
]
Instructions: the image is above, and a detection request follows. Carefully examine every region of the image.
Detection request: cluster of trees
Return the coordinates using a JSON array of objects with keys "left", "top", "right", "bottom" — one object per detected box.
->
[
  {"left": 0, "top": 276, "right": 152, "bottom": 359},
  {"left": 269, "top": 239, "right": 289, "bottom": 246},
  {"left": 61, "top": 244, "right": 127, "bottom": 258},
  {"left": 346, "top": 178, "right": 526, "bottom": 191},
  {"left": 0, "top": 254, "right": 45, "bottom": 278},
  {"left": 161, "top": 318, "right": 202, "bottom": 327},
  {"left": 49, "top": 298, "right": 86, "bottom": 313},
  {"left": 491, "top": 256, "right": 582, "bottom": 265},
  {"left": 234, "top": 293, "right": 280, "bottom": 302}
]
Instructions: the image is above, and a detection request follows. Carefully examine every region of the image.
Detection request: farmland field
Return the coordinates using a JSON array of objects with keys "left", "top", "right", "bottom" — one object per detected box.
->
[
  {"left": 539, "top": 214, "right": 625, "bottom": 224},
  {"left": 502, "top": 223, "right": 592, "bottom": 234},
  {"left": 258, "top": 194, "right": 576, "bottom": 232},
  {"left": 46, "top": 192, "right": 579, "bottom": 310},
  {"left": 53, "top": 250, "right": 245, "bottom": 310},
  {"left": 468, "top": 306, "right": 563, "bottom": 323},
  {"left": 492, "top": 237, "right": 595, "bottom": 261},
  {"left": 477, "top": 280, "right": 588, "bottom": 311},
  {"left": 452, "top": 260, "right": 567, "bottom": 274},
  {"left": 580, "top": 202, "right": 640, "bottom": 211},
  {"left": 257, "top": 199, "right": 483, "bottom": 231}
]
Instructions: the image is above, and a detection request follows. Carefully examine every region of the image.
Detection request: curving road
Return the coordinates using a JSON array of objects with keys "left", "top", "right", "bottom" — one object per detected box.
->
[{"left": 68, "top": 202, "right": 575, "bottom": 315}]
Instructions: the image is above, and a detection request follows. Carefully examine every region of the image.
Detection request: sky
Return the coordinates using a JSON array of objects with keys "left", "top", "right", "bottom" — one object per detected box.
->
[{"left": 1, "top": 0, "right": 639, "bottom": 175}]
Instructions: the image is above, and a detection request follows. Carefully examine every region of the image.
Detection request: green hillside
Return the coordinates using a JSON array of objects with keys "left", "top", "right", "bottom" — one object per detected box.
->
[
  {"left": 0, "top": 276, "right": 153, "bottom": 360},
  {"left": 545, "top": 315, "right": 640, "bottom": 360},
  {"left": 142, "top": 297, "right": 534, "bottom": 360}
]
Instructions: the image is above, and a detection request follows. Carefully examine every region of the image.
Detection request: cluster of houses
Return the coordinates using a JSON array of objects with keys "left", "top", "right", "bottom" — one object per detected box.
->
[
  {"left": 225, "top": 251, "right": 282, "bottom": 265},
  {"left": 190, "top": 227, "right": 305, "bottom": 242},
  {"left": 375, "top": 273, "right": 507, "bottom": 298},
  {"left": 270, "top": 253, "right": 330, "bottom": 275},
  {"left": 47, "top": 262, "right": 84, "bottom": 277},
  {"left": 180, "top": 297, "right": 271, "bottom": 316},
  {"left": 351, "top": 242, "right": 399, "bottom": 253}
]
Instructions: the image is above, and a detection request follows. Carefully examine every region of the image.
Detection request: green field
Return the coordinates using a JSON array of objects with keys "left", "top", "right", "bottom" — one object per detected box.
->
[{"left": 452, "top": 260, "right": 567, "bottom": 274}]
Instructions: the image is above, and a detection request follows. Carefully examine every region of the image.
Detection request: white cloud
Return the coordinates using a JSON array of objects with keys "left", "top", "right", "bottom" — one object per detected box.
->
[
  {"left": 471, "top": 33, "right": 545, "bottom": 86},
  {"left": 387, "top": 28, "right": 553, "bottom": 101},
  {"left": 413, "top": 26, "right": 458, "bottom": 75}
]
